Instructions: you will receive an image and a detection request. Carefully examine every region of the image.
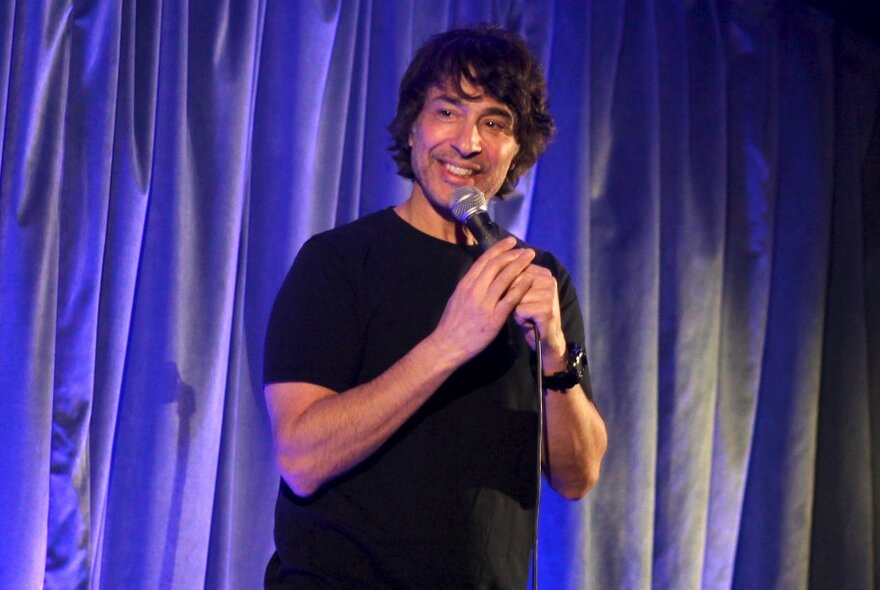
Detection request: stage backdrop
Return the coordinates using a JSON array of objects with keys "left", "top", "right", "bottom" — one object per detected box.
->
[{"left": 1, "top": 1, "right": 877, "bottom": 588}]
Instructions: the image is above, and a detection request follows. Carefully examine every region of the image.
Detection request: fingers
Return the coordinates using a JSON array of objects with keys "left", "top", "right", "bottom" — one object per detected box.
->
[
  {"left": 460, "top": 237, "right": 521, "bottom": 287},
  {"left": 483, "top": 248, "right": 535, "bottom": 305},
  {"left": 432, "top": 239, "right": 538, "bottom": 361},
  {"left": 457, "top": 237, "right": 536, "bottom": 308},
  {"left": 494, "top": 267, "right": 536, "bottom": 317},
  {"left": 513, "top": 264, "right": 565, "bottom": 352}
]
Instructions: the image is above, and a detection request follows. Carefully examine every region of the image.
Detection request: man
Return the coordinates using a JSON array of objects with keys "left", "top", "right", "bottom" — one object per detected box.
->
[{"left": 263, "top": 25, "right": 607, "bottom": 589}]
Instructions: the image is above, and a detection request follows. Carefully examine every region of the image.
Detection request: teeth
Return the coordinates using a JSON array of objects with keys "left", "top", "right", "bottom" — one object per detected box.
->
[{"left": 444, "top": 163, "right": 473, "bottom": 177}]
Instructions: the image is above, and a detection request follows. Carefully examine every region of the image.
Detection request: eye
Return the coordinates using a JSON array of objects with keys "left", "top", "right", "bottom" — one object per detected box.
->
[
  {"left": 438, "top": 108, "right": 454, "bottom": 118},
  {"left": 484, "top": 119, "right": 509, "bottom": 132}
]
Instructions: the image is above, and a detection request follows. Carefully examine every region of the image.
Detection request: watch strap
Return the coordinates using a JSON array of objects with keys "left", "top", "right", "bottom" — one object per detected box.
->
[{"left": 543, "top": 342, "right": 586, "bottom": 391}]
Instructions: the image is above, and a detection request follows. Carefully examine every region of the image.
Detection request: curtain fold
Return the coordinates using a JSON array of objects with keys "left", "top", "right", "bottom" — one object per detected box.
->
[
  {"left": 810, "top": 26, "right": 880, "bottom": 590},
  {"left": 0, "top": 1, "right": 877, "bottom": 588}
]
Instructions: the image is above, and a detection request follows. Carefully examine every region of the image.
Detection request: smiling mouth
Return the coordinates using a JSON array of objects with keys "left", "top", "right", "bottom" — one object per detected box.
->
[{"left": 443, "top": 162, "right": 476, "bottom": 177}]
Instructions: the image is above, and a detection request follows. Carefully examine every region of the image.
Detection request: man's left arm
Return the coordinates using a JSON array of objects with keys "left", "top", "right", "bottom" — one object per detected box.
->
[{"left": 515, "top": 262, "right": 608, "bottom": 500}]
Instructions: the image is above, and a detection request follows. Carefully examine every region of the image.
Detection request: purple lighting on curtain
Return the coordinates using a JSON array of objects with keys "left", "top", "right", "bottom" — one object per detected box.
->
[{"left": 0, "top": 1, "right": 877, "bottom": 588}]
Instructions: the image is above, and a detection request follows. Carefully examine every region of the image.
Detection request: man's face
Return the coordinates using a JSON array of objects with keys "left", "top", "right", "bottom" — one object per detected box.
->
[{"left": 408, "top": 78, "right": 520, "bottom": 211}]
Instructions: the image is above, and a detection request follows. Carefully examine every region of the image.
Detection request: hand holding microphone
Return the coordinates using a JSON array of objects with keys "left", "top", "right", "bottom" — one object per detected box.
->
[
  {"left": 429, "top": 193, "right": 536, "bottom": 364},
  {"left": 449, "top": 187, "right": 566, "bottom": 361}
]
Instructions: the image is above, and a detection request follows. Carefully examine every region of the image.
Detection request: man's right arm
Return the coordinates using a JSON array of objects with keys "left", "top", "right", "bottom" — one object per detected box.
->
[{"left": 265, "top": 237, "right": 535, "bottom": 497}]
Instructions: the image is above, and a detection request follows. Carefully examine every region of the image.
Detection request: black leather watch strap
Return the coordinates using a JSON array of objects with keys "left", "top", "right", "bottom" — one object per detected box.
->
[{"left": 543, "top": 342, "right": 587, "bottom": 391}]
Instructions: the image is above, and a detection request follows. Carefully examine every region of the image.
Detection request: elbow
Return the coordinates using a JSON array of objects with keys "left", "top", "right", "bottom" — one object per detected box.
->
[
  {"left": 285, "top": 474, "right": 321, "bottom": 498},
  {"left": 553, "top": 433, "right": 608, "bottom": 500},
  {"left": 555, "top": 463, "right": 602, "bottom": 500},
  {"left": 277, "top": 453, "right": 324, "bottom": 498}
]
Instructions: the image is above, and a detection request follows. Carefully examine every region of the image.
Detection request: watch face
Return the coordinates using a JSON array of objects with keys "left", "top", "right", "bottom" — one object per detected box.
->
[
  {"left": 569, "top": 343, "right": 586, "bottom": 378},
  {"left": 544, "top": 343, "right": 586, "bottom": 391}
]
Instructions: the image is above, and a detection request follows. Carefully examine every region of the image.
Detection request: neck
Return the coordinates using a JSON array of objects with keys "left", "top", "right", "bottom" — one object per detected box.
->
[{"left": 394, "top": 190, "right": 474, "bottom": 245}]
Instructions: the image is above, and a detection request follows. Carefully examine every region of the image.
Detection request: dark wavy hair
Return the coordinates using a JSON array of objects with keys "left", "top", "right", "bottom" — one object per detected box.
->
[{"left": 388, "top": 25, "right": 555, "bottom": 196}]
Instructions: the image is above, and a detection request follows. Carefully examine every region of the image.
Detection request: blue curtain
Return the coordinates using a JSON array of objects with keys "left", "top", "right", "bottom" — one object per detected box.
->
[{"left": 1, "top": 1, "right": 877, "bottom": 588}]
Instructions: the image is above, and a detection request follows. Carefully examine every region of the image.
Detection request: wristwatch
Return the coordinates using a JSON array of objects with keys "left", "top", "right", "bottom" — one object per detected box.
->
[{"left": 542, "top": 343, "right": 587, "bottom": 391}]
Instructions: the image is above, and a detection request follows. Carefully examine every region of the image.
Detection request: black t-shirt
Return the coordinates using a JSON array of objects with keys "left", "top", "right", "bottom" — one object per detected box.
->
[{"left": 263, "top": 208, "right": 587, "bottom": 589}]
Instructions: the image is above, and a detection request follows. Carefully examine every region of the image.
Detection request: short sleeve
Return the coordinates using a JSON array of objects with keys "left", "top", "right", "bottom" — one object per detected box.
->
[
  {"left": 263, "top": 234, "right": 363, "bottom": 392},
  {"left": 546, "top": 256, "right": 594, "bottom": 400}
]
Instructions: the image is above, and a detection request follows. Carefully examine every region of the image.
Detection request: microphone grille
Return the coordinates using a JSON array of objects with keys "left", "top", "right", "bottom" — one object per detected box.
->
[{"left": 449, "top": 186, "right": 488, "bottom": 223}]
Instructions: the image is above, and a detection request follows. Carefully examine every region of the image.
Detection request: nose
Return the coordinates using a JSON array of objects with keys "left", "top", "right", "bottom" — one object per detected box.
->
[{"left": 452, "top": 122, "right": 482, "bottom": 157}]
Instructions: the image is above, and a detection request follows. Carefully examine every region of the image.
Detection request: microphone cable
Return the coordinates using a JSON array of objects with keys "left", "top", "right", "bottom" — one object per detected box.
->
[
  {"left": 532, "top": 324, "right": 545, "bottom": 590},
  {"left": 449, "top": 188, "right": 546, "bottom": 587}
]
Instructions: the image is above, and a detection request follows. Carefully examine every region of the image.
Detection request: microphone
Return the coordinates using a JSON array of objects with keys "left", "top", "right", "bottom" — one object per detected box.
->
[{"left": 449, "top": 186, "right": 502, "bottom": 251}]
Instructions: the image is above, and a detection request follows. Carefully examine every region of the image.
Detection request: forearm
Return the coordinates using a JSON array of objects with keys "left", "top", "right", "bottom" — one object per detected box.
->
[
  {"left": 268, "top": 331, "right": 464, "bottom": 497},
  {"left": 516, "top": 271, "right": 607, "bottom": 500},
  {"left": 543, "top": 385, "right": 607, "bottom": 499},
  {"left": 268, "top": 238, "right": 535, "bottom": 497}
]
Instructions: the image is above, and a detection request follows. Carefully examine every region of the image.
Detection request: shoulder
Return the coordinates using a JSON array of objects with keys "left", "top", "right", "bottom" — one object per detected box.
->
[
  {"left": 318, "top": 207, "right": 396, "bottom": 243},
  {"left": 300, "top": 208, "right": 399, "bottom": 265},
  {"left": 278, "top": 207, "right": 409, "bottom": 304}
]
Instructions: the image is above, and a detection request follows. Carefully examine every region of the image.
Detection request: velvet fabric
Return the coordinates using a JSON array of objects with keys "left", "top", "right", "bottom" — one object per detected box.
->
[{"left": 0, "top": 1, "right": 877, "bottom": 588}]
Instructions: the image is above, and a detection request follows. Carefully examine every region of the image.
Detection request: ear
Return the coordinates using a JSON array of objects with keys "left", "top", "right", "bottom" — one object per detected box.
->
[{"left": 408, "top": 128, "right": 414, "bottom": 147}]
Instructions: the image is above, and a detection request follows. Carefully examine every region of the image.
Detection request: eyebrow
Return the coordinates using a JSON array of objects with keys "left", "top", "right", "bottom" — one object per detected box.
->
[{"left": 432, "top": 93, "right": 514, "bottom": 122}]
